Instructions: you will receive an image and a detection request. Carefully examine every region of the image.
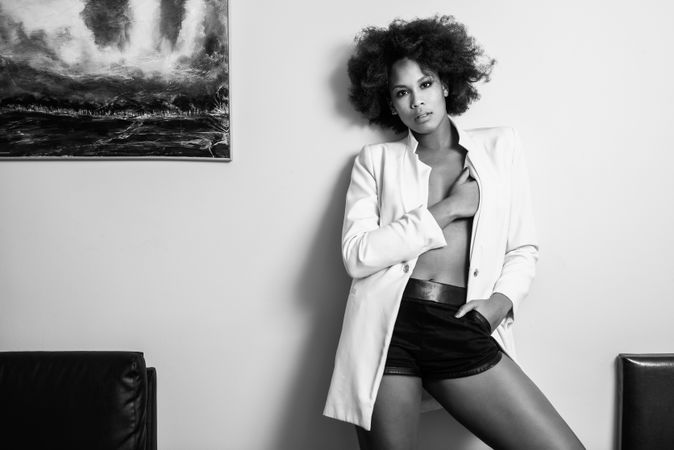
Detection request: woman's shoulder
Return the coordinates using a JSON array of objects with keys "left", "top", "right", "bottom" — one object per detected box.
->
[
  {"left": 465, "top": 125, "right": 518, "bottom": 148},
  {"left": 356, "top": 136, "right": 410, "bottom": 163},
  {"left": 464, "top": 125, "right": 522, "bottom": 162},
  {"left": 360, "top": 136, "right": 409, "bottom": 155}
]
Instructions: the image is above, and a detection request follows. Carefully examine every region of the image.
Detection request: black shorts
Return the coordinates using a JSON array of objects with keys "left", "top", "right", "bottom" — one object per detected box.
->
[{"left": 383, "top": 278, "right": 503, "bottom": 380}]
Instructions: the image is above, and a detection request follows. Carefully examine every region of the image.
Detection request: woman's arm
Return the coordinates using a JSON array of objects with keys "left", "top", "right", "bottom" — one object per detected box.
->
[
  {"left": 341, "top": 146, "right": 448, "bottom": 279},
  {"left": 492, "top": 128, "right": 539, "bottom": 321},
  {"left": 456, "top": 128, "right": 538, "bottom": 327}
]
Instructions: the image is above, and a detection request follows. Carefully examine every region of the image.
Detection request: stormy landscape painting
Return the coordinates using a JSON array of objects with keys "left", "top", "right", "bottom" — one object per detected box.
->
[{"left": 0, "top": 0, "right": 230, "bottom": 159}]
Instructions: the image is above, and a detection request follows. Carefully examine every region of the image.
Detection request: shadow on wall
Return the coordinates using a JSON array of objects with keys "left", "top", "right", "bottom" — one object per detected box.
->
[
  {"left": 268, "top": 43, "right": 361, "bottom": 450},
  {"left": 327, "top": 42, "right": 367, "bottom": 128},
  {"left": 270, "top": 158, "right": 354, "bottom": 450}
]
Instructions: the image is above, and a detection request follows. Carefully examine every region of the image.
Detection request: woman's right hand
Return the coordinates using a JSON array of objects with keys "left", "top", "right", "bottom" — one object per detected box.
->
[{"left": 446, "top": 167, "right": 479, "bottom": 218}]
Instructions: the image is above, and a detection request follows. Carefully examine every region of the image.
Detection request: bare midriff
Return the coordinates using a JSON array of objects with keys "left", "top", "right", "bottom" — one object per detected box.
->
[
  {"left": 411, "top": 218, "right": 471, "bottom": 287},
  {"left": 411, "top": 149, "right": 472, "bottom": 287}
]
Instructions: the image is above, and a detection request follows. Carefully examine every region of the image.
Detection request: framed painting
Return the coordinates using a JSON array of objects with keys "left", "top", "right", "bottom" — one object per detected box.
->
[{"left": 0, "top": 0, "right": 230, "bottom": 160}]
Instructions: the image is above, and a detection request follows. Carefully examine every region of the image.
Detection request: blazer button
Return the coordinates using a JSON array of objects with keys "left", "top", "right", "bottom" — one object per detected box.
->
[
  {"left": 402, "top": 264, "right": 410, "bottom": 273},
  {"left": 473, "top": 269, "right": 479, "bottom": 277}
]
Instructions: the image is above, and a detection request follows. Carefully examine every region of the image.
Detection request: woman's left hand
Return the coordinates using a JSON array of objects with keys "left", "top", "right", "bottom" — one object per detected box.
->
[{"left": 454, "top": 293, "right": 513, "bottom": 331}]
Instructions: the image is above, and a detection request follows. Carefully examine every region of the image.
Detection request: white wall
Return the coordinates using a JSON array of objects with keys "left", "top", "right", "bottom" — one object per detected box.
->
[{"left": 2, "top": 1, "right": 673, "bottom": 448}]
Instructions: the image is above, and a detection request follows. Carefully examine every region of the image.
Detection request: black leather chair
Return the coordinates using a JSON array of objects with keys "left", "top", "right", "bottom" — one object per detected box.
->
[
  {"left": 617, "top": 353, "right": 674, "bottom": 450},
  {"left": 0, "top": 351, "right": 156, "bottom": 450}
]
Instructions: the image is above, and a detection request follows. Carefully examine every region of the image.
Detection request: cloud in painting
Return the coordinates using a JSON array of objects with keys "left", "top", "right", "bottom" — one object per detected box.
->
[
  {"left": 0, "top": 0, "right": 227, "bottom": 80},
  {"left": 81, "top": 0, "right": 131, "bottom": 49},
  {"left": 159, "top": 0, "right": 186, "bottom": 48},
  {"left": 0, "top": 10, "right": 62, "bottom": 68}
]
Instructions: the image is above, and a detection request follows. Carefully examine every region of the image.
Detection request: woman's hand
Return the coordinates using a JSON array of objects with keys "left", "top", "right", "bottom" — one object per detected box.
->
[
  {"left": 428, "top": 168, "right": 479, "bottom": 228},
  {"left": 446, "top": 167, "right": 479, "bottom": 218},
  {"left": 454, "top": 292, "right": 513, "bottom": 331}
]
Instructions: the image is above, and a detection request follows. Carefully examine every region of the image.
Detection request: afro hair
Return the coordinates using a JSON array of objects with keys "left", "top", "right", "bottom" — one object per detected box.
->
[{"left": 347, "top": 15, "right": 495, "bottom": 132}]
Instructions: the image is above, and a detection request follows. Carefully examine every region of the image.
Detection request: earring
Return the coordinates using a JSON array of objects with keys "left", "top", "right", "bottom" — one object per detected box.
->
[{"left": 443, "top": 89, "right": 448, "bottom": 97}]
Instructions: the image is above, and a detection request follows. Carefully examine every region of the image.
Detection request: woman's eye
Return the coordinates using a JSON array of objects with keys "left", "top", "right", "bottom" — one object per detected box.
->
[
  {"left": 421, "top": 80, "right": 433, "bottom": 88},
  {"left": 395, "top": 90, "right": 407, "bottom": 98}
]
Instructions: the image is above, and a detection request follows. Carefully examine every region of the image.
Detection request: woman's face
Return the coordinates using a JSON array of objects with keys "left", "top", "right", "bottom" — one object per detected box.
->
[{"left": 388, "top": 58, "right": 448, "bottom": 135}]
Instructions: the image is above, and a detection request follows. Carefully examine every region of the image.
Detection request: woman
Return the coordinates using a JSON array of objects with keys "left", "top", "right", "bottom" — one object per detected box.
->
[{"left": 323, "top": 16, "right": 584, "bottom": 449}]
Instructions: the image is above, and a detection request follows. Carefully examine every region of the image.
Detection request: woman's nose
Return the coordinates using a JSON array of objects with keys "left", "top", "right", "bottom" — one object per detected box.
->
[{"left": 411, "top": 93, "right": 424, "bottom": 109}]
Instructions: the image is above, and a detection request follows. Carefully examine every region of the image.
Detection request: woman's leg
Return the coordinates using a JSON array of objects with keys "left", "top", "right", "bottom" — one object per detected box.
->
[
  {"left": 355, "top": 374, "right": 423, "bottom": 450},
  {"left": 423, "top": 355, "right": 585, "bottom": 450}
]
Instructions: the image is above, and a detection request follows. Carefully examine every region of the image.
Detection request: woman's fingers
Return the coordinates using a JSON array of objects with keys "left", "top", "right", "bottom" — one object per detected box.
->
[
  {"left": 454, "top": 300, "right": 477, "bottom": 318},
  {"left": 467, "top": 165, "right": 478, "bottom": 180},
  {"left": 456, "top": 167, "right": 471, "bottom": 184}
]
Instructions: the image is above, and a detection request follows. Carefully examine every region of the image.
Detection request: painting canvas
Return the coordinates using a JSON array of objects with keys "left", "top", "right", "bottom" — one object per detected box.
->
[{"left": 0, "top": 0, "right": 230, "bottom": 159}]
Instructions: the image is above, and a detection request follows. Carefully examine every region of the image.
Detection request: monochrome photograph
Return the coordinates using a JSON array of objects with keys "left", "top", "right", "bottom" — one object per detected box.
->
[{"left": 1, "top": 1, "right": 672, "bottom": 449}]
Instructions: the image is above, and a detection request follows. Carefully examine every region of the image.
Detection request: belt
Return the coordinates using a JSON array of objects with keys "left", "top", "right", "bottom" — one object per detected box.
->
[{"left": 402, "top": 278, "right": 466, "bottom": 306}]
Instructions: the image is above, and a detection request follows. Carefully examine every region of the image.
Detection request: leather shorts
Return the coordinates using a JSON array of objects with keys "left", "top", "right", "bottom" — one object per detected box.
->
[{"left": 383, "top": 278, "right": 502, "bottom": 379}]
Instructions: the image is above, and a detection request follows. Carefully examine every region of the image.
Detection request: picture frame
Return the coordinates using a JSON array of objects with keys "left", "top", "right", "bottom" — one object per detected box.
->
[{"left": 0, "top": 0, "right": 230, "bottom": 160}]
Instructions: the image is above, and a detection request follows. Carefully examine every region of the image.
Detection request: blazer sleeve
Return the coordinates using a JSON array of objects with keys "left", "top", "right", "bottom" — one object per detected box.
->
[
  {"left": 492, "top": 128, "right": 539, "bottom": 321},
  {"left": 342, "top": 146, "right": 447, "bottom": 279}
]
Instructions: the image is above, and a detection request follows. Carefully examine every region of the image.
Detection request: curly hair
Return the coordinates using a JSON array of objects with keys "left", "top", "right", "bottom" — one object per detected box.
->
[{"left": 347, "top": 15, "right": 495, "bottom": 132}]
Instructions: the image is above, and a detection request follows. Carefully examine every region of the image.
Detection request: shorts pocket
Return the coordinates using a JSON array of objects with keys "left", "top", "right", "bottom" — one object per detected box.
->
[{"left": 471, "top": 310, "right": 492, "bottom": 334}]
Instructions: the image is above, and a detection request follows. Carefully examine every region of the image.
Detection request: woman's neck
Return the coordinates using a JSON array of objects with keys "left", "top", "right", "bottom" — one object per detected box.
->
[{"left": 412, "top": 115, "right": 457, "bottom": 153}]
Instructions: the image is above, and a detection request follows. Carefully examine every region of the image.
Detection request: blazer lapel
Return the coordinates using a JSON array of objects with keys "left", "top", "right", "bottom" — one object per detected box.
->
[
  {"left": 400, "top": 134, "right": 431, "bottom": 214},
  {"left": 454, "top": 119, "right": 491, "bottom": 261}
]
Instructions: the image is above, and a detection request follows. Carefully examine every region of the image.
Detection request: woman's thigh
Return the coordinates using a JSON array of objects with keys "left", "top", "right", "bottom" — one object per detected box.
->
[
  {"left": 356, "top": 375, "right": 423, "bottom": 450},
  {"left": 423, "top": 355, "right": 585, "bottom": 450}
]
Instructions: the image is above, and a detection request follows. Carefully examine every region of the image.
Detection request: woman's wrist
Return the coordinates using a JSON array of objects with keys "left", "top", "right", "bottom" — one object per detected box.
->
[
  {"left": 428, "top": 197, "right": 458, "bottom": 228},
  {"left": 490, "top": 292, "right": 513, "bottom": 317}
]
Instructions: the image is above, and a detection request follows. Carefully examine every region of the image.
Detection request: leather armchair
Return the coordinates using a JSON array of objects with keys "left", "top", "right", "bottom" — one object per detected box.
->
[
  {"left": 0, "top": 351, "right": 156, "bottom": 450},
  {"left": 617, "top": 353, "right": 674, "bottom": 450}
]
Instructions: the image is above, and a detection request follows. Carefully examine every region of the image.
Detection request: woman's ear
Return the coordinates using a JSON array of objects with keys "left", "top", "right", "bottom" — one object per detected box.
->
[
  {"left": 389, "top": 102, "right": 398, "bottom": 115},
  {"left": 442, "top": 85, "right": 449, "bottom": 97}
]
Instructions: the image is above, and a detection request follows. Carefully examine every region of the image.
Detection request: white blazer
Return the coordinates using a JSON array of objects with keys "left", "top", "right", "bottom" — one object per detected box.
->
[{"left": 323, "top": 118, "right": 539, "bottom": 431}]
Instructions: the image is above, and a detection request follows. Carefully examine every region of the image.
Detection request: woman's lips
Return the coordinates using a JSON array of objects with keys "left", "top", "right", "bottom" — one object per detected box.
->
[{"left": 415, "top": 111, "right": 432, "bottom": 122}]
